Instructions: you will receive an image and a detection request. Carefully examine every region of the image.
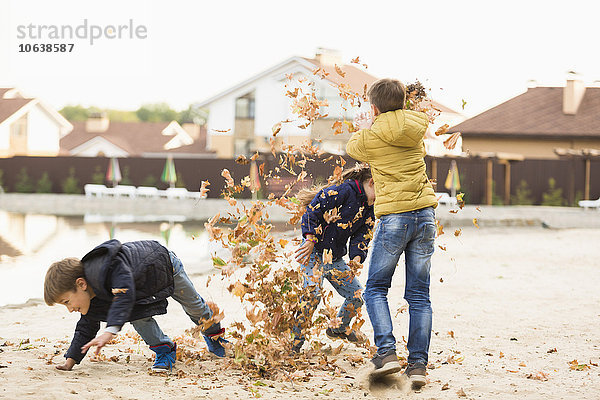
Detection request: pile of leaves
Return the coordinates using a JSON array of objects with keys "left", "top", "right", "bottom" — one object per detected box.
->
[{"left": 192, "top": 60, "right": 462, "bottom": 379}]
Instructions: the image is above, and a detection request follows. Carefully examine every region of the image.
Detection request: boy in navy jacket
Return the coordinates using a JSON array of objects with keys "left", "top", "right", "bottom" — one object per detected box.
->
[
  {"left": 292, "top": 163, "right": 375, "bottom": 351},
  {"left": 44, "top": 239, "right": 226, "bottom": 372}
]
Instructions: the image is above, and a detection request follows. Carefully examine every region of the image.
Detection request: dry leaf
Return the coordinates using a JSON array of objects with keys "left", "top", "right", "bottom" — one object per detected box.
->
[
  {"left": 457, "top": 388, "right": 467, "bottom": 397},
  {"left": 454, "top": 229, "right": 462, "bottom": 237},
  {"left": 435, "top": 124, "right": 449, "bottom": 136},
  {"left": 443, "top": 132, "right": 461, "bottom": 150},
  {"left": 473, "top": 218, "right": 479, "bottom": 228},
  {"left": 111, "top": 288, "right": 128, "bottom": 295}
]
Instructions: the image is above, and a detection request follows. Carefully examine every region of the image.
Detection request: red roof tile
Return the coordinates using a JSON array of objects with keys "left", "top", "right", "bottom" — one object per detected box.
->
[{"left": 449, "top": 87, "right": 600, "bottom": 137}]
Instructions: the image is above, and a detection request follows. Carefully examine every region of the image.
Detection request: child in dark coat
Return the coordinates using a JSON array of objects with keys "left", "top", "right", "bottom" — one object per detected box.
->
[
  {"left": 292, "top": 163, "right": 376, "bottom": 351},
  {"left": 44, "top": 239, "right": 227, "bottom": 372}
]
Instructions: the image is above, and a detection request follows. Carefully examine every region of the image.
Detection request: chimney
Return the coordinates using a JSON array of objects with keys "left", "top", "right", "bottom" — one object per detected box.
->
[
  {"left": 86, "top": 112, "right": 109, "bottom": 133},
  {"left": 315, "top": 47, "right": 342, "bottom": 66},
  {"left": 182, "top": 122, "right": 200, "bottom": 140},
  {"left": 563, "top": 72, "right": 586, "bottom": 115}
]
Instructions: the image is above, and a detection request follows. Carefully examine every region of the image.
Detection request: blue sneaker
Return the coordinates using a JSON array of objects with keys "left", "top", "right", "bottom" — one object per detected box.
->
[
  {"left": 149, "top": 343, "right": 176, "bottom": 372},
  {"left": 203, "top": 328, "right": 228, "bottom": 357}
]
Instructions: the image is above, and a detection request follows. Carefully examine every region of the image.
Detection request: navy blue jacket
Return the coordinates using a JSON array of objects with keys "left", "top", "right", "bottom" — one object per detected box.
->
[
  {"left": 66, "top": 240, "right": 174, "bottom": 363},
  {"left": 300, "top": 179, "right": 375, "bottom": 262}
]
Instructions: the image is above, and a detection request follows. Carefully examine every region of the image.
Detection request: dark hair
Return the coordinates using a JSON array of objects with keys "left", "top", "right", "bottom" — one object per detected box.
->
[
  {"left": 368, "top": 78, "right": 406, "bottom": 113},
  {"left": 296, "top": 163, "right": 372, "bottom": 208},
  {"left": 44, "top": 258, "right": 85, "bottom": 305}
]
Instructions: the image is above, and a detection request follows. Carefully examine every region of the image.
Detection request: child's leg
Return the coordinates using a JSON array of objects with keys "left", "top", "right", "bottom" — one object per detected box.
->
[
  {"left": 323, "top": 259, "right": 363, "bottom": 333},
  {"left": 363, "top": 214, "right": 411, "bottom": 355},
  {"left": 131, "top": 317, "right": 173, "bottom": 347},
  {"left": 403, "top": 207, "right": 435, "bottom": 365},
  {"left": 292, "top": 249, "right": 324, "bottom": 343},
  {"left": 168, "top": 252, "right": 219, "bottom": 334}
]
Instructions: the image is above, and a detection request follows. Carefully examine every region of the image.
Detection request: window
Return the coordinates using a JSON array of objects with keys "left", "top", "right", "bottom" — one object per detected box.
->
[{"left": 235, "top": 92, "right": 255, "bottom": 119}]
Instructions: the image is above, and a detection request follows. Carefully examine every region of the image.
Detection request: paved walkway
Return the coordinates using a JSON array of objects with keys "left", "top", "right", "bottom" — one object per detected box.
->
[{"left": 1, "top": 193, "right": 599, "bottom": 228}]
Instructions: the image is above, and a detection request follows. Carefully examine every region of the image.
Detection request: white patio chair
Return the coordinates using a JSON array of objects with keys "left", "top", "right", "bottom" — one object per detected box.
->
[
  {"left": 136, "top": 186, "right": 159, "bottom": 198},
  {"left": 435, "top": 192, "right": 458, "bottom": 206},
  {"left": 165, "top": 187, "right": 189, "bottom": 199},
  {"left": 578, "top": 198, "right": 600, "bottom": 210},
  {"left": 113, "top": 185, "right": 137, "bottom": 198},
  {"left": 84, "top": 184, "right": 108, "bottom": 198}
]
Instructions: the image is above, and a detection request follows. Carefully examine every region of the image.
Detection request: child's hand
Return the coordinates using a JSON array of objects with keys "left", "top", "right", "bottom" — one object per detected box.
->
[
  {"left": 56, "top": 358, "right": 76, "bottom": 371},
  {"left": 354, "top": 111, "right": 373, "bottom": 130},
  {"left": 81, "top": 332, "right": 115, "bottom": 356},
  {"left": 295, "top": 239, "right": 315, "bottom": 266}
]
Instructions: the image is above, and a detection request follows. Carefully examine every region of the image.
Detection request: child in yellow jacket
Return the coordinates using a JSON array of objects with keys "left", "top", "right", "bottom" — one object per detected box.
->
[{"left": 346, "top": 78, "right": 437, "bottom": 387}]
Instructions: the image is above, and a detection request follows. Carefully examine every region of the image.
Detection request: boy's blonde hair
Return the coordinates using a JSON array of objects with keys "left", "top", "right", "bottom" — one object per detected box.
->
[
  {"left": 368, "top": 78, "right": 406, "bottom": 113},
  {"left": 44, "top": 258, "right": 85, "bottom": 305}
]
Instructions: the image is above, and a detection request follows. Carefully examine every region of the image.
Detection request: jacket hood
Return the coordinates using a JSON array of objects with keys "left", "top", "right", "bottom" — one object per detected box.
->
[
  {"left": 371, "top": 109, "right": 429, "bottom": 147},
  {"left": 81, "top": 239, "right": 123, "bottom": 298}
]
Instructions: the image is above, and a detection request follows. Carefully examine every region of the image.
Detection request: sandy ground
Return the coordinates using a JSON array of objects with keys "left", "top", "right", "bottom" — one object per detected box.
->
[{"left": 1, "top": 226, "right": 600, "bottom": 399}]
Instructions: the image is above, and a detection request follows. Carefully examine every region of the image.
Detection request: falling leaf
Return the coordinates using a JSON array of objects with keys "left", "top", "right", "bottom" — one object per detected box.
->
[
  {"left": 547, "top": 348, "right": 557, "bottom": 353},
  {"left": 111, "top": 288, "right": 128, "bottom": 295},
  {"left": 441, "top": 383, "right": 450, "bottom": 390},
  {"left": 443, "top": 132, "right": 461, "bottom": 150},
  {"left": 213, "top": 128, "right": 231, "bottom": 133},
  {"left": 457, "top": 388, "right": 467, "bottom": 397},
  {"left": 327, "top": 190, "right": 338, "bottom": 196},
  {"left": 448, "top": 331, "right": 455, "bottom": 339},
  {"left": 235, "top": 155, "right": 249, "bottom": 165},
  {"left": 323, "top": 249, "right": 333, "bottom": 264},
  {"left": 438, "top": 245, "right": 447, "bottom": 251},
  {"left": 272, "top": 122, "right": 282, "bottom": 137},
  {"left": 221, "top": 169, "right": 235, "bottom": 187},
  {"left": 212, "top": 256, "right": 226, "bottom": 267},
  {"left": 454, "top": 229, "right": 462, "bottom": 237},
  {"left": 461, "top": 99, "right": 467, "bottom": 109},
  {"left": 334, "top": 64, "right": 346, "bottom": 78},
  {"left": 200, "top": 180, "right": 210, "bottom": 197},
  {"left": 473, "top": 218, "right": 479, "bottom": 228},
  {"left": 435, "top": 124, "right": 449, "bottom": 136},
  {"left": 519, "top": 362, "right": 527, "bottom": 367},
  {"left": 278, "top": 239, "right": 289, "bottom": 248}
]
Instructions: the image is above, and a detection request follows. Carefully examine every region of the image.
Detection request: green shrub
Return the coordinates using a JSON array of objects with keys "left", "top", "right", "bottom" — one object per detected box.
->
[
  {"left": 141, "top": 174, "right": 158, "bottom": 187},
  {"left": 511, "top": 180, "right": 534, "bottom": 205},
  {"left": 541, "top": 178, "right": 565, "bottom": 206},
  {"left": 175, "top": 172, "right": 186, "bottom": 188},
  {"left": 36, "top": 172, "right": 53, "bottom": 193},
  {"left": 15, "top": 167, "right": 34, "bottom": 193},
  {"left": 91, "top": 166, "right": 105, "bottom": 185},
  {"left": 491, "top": 180, "right": 504, "bottom": 205},
  {"left": 121, "top": 166, "right": 132, "bottom": 185},
  {"left": 62, "top": 167, "right": 81, "bottom": 194}
]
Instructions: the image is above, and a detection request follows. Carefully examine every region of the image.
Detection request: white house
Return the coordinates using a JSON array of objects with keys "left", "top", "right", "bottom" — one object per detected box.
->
[
  {"left": 197, "top": 49, "right": 464, "bottom": 158},
  {"left": 0, "top": 88, "right": 73, "bottom": 157}
]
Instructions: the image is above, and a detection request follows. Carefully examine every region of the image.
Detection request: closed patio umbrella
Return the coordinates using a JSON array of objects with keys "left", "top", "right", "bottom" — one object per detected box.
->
[
  {"left": 106, "top": 157, "right": 122, "bottom": 188},
  {"left": 444, "top": 159, "right": 461, "bottom": 198},
  {"left": 161, "top": 155, "right": 177, "bottom": 188}
]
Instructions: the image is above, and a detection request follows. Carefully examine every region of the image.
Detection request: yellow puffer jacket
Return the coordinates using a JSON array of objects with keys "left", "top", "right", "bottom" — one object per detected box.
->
[{"left": 346, "top": 109, "right": 438, "bottom": 217}]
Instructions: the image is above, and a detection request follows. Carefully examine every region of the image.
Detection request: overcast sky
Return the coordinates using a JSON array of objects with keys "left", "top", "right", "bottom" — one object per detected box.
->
[{"left": 1, "top": 0, "right": 598, "bottom": 117}]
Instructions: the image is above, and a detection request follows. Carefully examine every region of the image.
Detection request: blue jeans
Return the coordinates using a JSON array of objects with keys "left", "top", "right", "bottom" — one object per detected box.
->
[
  {"left": 364, "top": 207, "right": 436, "bottom": 364},
  {"left": 293, "top": 247, "right": 364, "bottom": 340},
  {"left": 131, "top": 251, "right": 214, "bottom": 347}
]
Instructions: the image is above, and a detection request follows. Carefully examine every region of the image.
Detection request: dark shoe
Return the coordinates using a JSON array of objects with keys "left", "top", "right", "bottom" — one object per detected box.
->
[
  {"left": 404, "top": 362, "right": 427, "bottom": 388},
  {"left": 149, "top": 343, "right": 176, "bottom": 372},
  {"left": 203, "top": 328, "right": 228, "bottom": 358},
  {"left": 369, "top": 349, "right": 402, "bottom": 379},
  {"left": 326, "top": 328, "right": 365, "bottom": 343}
]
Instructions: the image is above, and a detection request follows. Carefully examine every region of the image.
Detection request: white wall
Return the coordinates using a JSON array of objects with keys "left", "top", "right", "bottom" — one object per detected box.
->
[
  {"left": 0, "top": 124, "right": 9, "bottom": 151},
  {"left": 26, "top": 104, "right": 61, "bottom": 155}
]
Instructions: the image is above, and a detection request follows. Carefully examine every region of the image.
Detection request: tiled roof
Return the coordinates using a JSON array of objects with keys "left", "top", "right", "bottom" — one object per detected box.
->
[
  {"left": 449, "top": 87, "right": 600, "bottom": 137},
  {"left": 61, "top": 121, "right": 174, "bottom": 156},
  {"left": 0, "top": 98, "right": 34, "bottom": 124}
]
